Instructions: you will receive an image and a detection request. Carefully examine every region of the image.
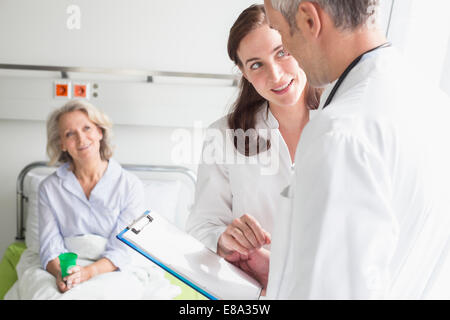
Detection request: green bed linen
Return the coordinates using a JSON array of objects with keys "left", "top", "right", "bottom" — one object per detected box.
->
[
  {"left": 165, "top": 273, "right": 208, "bottom": 300},
  {"left": 0, "top": 242, "right": 26, "bottom": 299},
  {"left": 0, "top": 242, "right": 206, "bottom": 300}
]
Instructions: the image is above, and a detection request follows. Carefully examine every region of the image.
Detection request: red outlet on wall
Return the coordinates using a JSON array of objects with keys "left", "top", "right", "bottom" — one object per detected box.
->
[
  {"left": 55, "top": 84, "right": 69, "bottom": 97},
  {"left": 73, "top": 83, "right": 90, "bottom": 99},
  {"left": 54, "top": 81, "right": 71, "bottom": 99},
  {"left": 74, "top": 84, "right": 86, "bottom": 97}
]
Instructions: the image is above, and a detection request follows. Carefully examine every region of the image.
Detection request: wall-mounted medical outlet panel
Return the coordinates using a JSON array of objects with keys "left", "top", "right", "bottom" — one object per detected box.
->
[
  {"left": 73, "top": 82, "right": 90, "bottom": 99},
  {"left": 54, "top": 81, "right": 71, "bottom": 99}
]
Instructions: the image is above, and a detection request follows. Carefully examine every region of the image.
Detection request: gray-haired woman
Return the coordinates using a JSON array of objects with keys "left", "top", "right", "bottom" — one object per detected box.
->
[{"left": 40, "top": 100, "right": 144, "bottom": 293}]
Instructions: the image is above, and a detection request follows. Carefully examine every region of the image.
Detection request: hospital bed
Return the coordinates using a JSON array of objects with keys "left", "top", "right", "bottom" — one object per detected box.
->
[{"left": 0, "top": 161, "right": 206, "bottom": 300}]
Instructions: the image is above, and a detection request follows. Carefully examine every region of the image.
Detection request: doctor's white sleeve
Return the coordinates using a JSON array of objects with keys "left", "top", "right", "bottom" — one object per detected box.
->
[
  {"left": 285, "top": 130, "right": 398, "bottom": 299},
  {"left": 186, "top": 132, "right": 232, "bottom": 252}
]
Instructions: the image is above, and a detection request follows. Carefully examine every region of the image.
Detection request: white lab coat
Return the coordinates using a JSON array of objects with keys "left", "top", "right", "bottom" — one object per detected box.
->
[
  {"left": 268, "top": 47, "right": 450, "bottom": 300},
  {"left": 186, "top": 104, "right": 294, "bottom": 252}
]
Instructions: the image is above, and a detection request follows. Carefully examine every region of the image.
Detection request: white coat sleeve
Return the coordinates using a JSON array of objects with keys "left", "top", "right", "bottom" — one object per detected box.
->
[
  {"left": 285, "top": 130, "right": 398, "bottom": 299},
  {"left": 186, "top": 129, "right": 232, "bottom": 252}
]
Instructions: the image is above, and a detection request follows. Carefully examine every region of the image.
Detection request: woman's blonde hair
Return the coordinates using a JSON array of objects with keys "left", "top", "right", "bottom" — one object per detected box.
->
[{"left": 46, "top": 100, "right": 114, "bottom": 165}]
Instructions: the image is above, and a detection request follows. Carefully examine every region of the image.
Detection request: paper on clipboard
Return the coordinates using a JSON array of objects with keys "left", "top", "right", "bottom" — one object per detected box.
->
[{"left": 117, "top": 210, "right": 262, "bottom": 300}]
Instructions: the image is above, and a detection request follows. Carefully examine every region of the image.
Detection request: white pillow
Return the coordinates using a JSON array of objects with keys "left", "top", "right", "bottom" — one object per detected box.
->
[
  {"left": 141, "top": 179, "right": 182, "bottom": 227},
  {"left": 23, "top": 172, "right": 49, "bottom": 253}
]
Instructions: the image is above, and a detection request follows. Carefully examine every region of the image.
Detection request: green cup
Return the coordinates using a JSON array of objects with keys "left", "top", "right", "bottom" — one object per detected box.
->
[{"left": 59, "top": 252, "right": 78, "bottom": 278}]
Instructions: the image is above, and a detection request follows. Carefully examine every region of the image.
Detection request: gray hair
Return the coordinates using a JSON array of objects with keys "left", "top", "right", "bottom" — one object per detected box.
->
[
  {"left": 270, "top": 0, "right": 379, "bottom": 31},
  {"left": 46, "top": 99, "right": 114, "bottom": 165}
]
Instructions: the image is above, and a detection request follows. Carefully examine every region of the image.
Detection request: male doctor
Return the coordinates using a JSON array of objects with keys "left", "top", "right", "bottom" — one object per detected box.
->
[{"left": 262, "top": 0, "right": 450, "bottom": 299}]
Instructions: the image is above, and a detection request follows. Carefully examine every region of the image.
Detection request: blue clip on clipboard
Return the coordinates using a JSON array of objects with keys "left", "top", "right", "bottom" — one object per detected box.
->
[{"left": 116, "top": 210, "right": 262, "bottom": 300}]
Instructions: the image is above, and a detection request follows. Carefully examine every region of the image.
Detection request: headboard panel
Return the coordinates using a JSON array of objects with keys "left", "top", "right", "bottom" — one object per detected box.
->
[{"left": 16, "top": 161, "right": 196, "bottom": 242}]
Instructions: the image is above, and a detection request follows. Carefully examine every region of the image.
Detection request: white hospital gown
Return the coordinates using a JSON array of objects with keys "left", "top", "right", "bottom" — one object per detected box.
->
[{"left": 38, "top": 158, "right": 145, "bottom": 270}]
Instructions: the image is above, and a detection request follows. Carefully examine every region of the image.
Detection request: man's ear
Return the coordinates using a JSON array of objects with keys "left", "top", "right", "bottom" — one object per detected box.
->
[{"left": 295, "top": 2, "right": 322, "bottom": 39}]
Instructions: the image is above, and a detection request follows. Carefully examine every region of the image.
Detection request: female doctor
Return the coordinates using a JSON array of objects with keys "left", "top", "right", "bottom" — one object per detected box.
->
[{"left": 186, "top": 4, "right": 321, "bottom": 290}]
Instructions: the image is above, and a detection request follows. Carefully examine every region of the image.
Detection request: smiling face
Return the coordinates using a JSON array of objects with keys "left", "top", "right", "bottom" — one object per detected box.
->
[
  {"left": 59, "top": 110, "right": 103, "bottom": 164},
  {"left": 237, "top": 24, "right": 307, "bottom": 108}
]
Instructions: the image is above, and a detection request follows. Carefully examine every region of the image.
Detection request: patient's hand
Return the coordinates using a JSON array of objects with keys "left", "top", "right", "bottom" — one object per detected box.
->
[
  {"left": 62, "top": 258, "right": 118, "bottom": 290},
  {"left": 46, "top": 258, "right": 76, "bottom": 293},
  {"left": 48, "top": 256, "right": 117, "bottom": 293},
  {"left": 63, "top": 265, "right": 90, "bottom": 290},
  {"left": 217, "top": 214, "right": 271, "bottom": 258},
  {"left": 55, "top": 271, "right": 69, "bottom": 293},
  {"left": 53, "top": 265, "right": 89, "bottom": 293}
]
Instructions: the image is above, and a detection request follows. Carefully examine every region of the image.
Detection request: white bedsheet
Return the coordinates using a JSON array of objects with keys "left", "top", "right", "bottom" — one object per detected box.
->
[{"left": 5, "top": 234, "right": 181, "bottom": 300}]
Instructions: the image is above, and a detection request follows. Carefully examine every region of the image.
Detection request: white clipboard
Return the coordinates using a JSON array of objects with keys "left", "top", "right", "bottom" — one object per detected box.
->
[{"left": 116, "top": 210, "right": 262, "bottom": 300}]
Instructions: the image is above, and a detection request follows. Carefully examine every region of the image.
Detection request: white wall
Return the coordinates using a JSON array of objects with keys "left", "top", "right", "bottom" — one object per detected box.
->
[
  {"left": 440, "top": 34, "right": 450, "bottom": 95},
  {"left": 0, "top": 0, "right": 260, "bottom": 74},
  {"left": 387, "top": 0, "right": 450, "bottom": 91}
]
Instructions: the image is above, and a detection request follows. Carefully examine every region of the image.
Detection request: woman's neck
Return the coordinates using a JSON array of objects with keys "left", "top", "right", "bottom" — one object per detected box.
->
[
  {"left": 72, "top": 157, "right": 108, "bottom": 184},
  {"left": 269, "top": 93, "right": 310, "bottom": 163},
  {"left": 269, "top": 95, "right": 309, "bottom": 133}
]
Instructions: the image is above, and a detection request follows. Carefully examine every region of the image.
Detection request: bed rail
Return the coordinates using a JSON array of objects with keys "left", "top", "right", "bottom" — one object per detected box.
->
[{"left": 15, "top": 161, "right": 196, "bottom": 241}]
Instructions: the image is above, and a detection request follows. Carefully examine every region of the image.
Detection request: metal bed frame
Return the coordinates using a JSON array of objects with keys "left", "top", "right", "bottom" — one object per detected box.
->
[{"left": 15, "top": 161, "right": 196, "bottom": 241}]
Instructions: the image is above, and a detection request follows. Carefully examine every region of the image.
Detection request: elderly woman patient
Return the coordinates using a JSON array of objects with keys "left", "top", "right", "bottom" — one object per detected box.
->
[{"left": 40, "top": 100, "right": 144, "bottom": 293}]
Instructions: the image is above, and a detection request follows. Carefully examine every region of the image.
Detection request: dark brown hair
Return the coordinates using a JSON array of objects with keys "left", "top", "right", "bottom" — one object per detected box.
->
[{"left": 227, "top": 4, "right": 321, "bottom": 156}]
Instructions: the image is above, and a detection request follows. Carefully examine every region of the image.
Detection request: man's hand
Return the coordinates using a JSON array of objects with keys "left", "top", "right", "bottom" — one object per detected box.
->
[{"left": 226, "top": 248, "right": 270, "bottom": 296}]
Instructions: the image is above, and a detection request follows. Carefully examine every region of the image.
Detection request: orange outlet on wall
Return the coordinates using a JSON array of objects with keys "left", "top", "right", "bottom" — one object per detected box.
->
[
  {"left": 55, "top": 84, "right": 69, "bottom": 97},
  {"left": 73, "top": 83, "right": 90, "bottom": 99},
  {"left": 74, "top": 84, "right": 86, "bottom": 98},
  {"left": 54, "top": 81, "right": 71, "bottom": 99}
]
